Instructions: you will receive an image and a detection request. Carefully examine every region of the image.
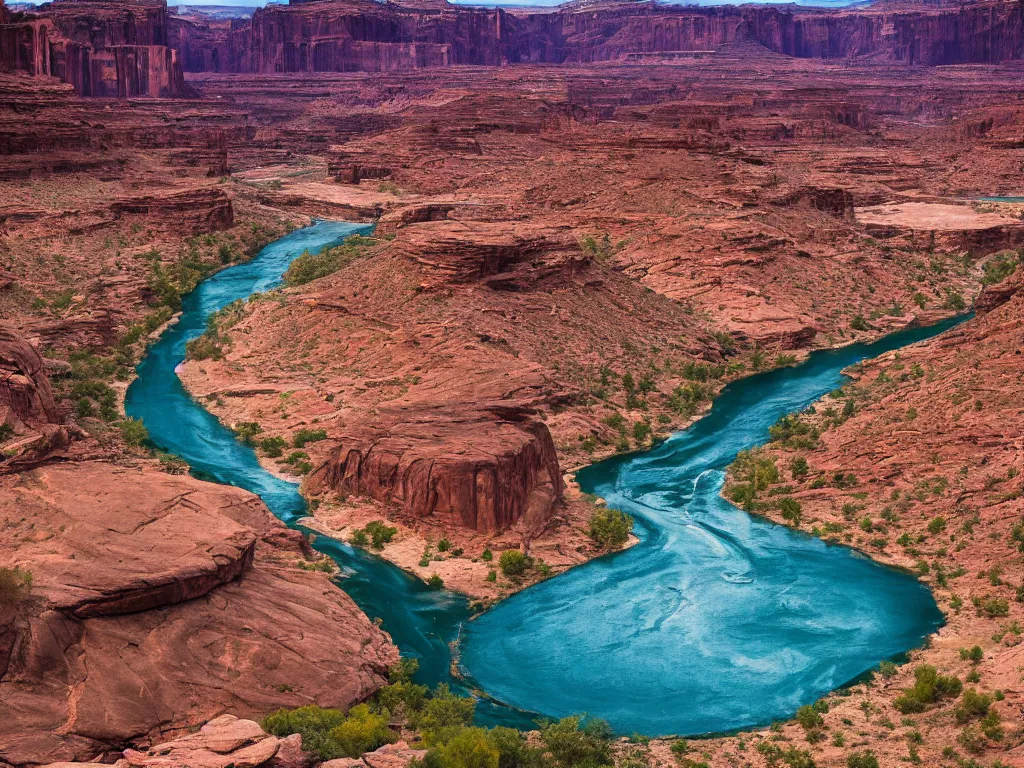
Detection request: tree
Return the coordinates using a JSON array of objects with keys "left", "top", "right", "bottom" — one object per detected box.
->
[
  {"left": 539, "top": 716, "right": 613, "bottom": 768},
  {"left": 498, "top": 550, "right": 528, "bottom": 578},
  {"left": 329, "top": 704, "right": 398, "bottom": 757},
  {"left": 430, "top": 728, "right": 500, "bottom": 768},
  {"left": 588, "top": 508, "right": 634, "bottom": 550}
]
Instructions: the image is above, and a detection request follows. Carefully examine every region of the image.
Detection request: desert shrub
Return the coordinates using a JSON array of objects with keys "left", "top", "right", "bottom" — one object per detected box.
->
[
  {"left": 498, "top": 550, "right": 528, "bottom": 578},
  {"left": 981, "top": 251, "right": 1018, "bottom": 286},
  {"left": 790, "top": 456, "right": 809, "bottom": 480},
  {"left": 119, "top": 418, "right": 150, "bottom": 448},
  {"left": 959, "top": 646, "right": 983, "bottom": 663},
  {"left": 846, "top": 752, "right": 878, "bottom": 768},
  {"left": 293, "top": 428, "right": 328, "bottom": 447},
  {"left": 769, "top": 414, "right": 819, "bottom": 449},
  {"left": 233, "top": 421, "right": 263, "bottom": 445},
  {"left": 670, "top": 739, "right": 689, "bottom": 758},
  {"left": 283, "top": 235, "right": 377, "bottom": 287},
  {"left": 185, "top": 332, "right": 225, "bottom": 361},
  {"left": 588, "top": 508, "right": 634, "bottom": 550},
  {"left": 259, "top": 436, "right": 287, "bottom": 457},
  {"left": 539, "top": 716, "right": 613, "bottom": 768},
  {"left": 849, "top": 315, "right": 869, "bottom": 331},
  {"left": 680, "top": 362, "right": 726, "bottom": 382},
  {"left": 944, "top": 290, "right": 967, "bottom": 310},
  {"left": 425, "top": 727, "right": 500, "bottom": 768},
  {"left": 632, "top": 421, "right": 651, "bottom": 443},
  {"left": 975, "top": 595, "right": 1009, "bottom": 617},
  {"left": 953, "top": 689, "right": 992, "bottom": 723},
  {"left": 667, "top": 383, "right": 710, "bottom": 417},
  {"left": 893, "top": 665, "right": 962, "bottom": 713},
  {"left": 795, "top": 704, "right": 823, "bottom": 730},
  {"left": 415, "top": 685, "right": 476, "bottom": 744},
  {"left": 352, "top": 520, "right": 397, "bottom": 550},
  {"left": 778, "top": 497, "right": 802, "bottom": 524},
  {"left": 756, "top": 743, "right": 815, "bottom": 768},
  {"left": 350, "top": 529, "right": 369, "bottom": 547},
  {"left": 262, "top": 705, "right": 347, "bottom": 759},
  {"left": 331, "top": 704, "right": 399, "bottom": 757}
]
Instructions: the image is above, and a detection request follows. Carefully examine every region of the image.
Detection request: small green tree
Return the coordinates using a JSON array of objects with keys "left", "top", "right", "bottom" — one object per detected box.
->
[
  {"left": 588, "top": 508, "right": 634, "bottom": 550},
  {"left": 498, "top": 550, "right": 528, "bottom": 578},
  {"left": 119, "top": 418, "right": 150, "bottom": 448}
]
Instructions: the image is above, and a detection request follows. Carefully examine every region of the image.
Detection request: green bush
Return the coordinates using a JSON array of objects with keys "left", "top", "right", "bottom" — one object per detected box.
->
[
  {"left": 293, "top": 428, "right": 328, "bottom": 448},
  {"left": 539, "top": 716, "right": 613, "bottom": 768},
  {"left": 234, "top": 421, "right": 264, "bottom": 445},
  {"left": 119, "top": 418, "right": 150, "bottom": 448},
  {"left": 259, "top": 436, "right": 287, "bottom": 457},
  {"left": 185, "top": 333, "right": 225, "bottom": 361},
  {"left": 498, "top": 550, "right": 528, "bottom": 578},
  {"left": 953, "top": 689, "right": 992, "bottom": 723},
  {"left": 893, "top": 665, "right": 962, "bottom": 713},
  {"left": 959, "top": 646, "right": 983, "bottom": 663},
  {"left": 668, "top": 382, "right": 710, "bottom": 417},
  {"left": 975, "top": 595, "right": 1009, "bottom": 617},
  {"left": 795, "top": 704, "right": 823, "bottom": 730},
  {"left": 849, "top": 315, "right": 869, "bottom": 331},
  {"left": 981, "top": 251, "right": 1018, "bottom": 286},
  {"left": 416, "top": 685, "right": 476, "bottom": 745},
  {"left": 426, "top": 727, "right": 499, "bottom": 768},
  {"left": 846, "top": 751, "right": 878, "bottom": 768},
  {"left": 262, "top": 705, "right": 347, "bottom": 759},
  {"left": 283, "top": 236, "right": 377, "bottom": 287},
  {"left": 790, "top": 456, "right": 809, "bottom": 480},
  {"left": 331, "top": 704, "right": 398, "bottom": 757},
  {"left": 588, "top": 508, "right": 634, "bottom": 551},
  {"left": 350, "top": 520, "right": 398, "bottom": 550},
  {"left": 778, "top": 497, "right": 802, "bottom": 524}
]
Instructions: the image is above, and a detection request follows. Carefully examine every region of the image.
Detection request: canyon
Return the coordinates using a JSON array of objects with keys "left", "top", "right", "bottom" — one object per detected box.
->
[{"left": 2, "top": 0, "right": 1024, "bottom": 765}]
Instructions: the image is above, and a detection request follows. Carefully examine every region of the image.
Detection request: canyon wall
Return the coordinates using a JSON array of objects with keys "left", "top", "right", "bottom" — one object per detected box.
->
[
  {"left": 8, "top": 0, "right": 1024, "bottom": 89},
  {"left": 168, "top": 0, "right": 1024, "bottom": 76},
  {"left": 0, "top": 0, "right": 191, "bottom": 96}
]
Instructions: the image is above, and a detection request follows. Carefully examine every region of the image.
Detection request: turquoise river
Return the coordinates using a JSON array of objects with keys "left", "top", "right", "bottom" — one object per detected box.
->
[{"left": 126, "top": 220, "right": 960, "bottom": 738}]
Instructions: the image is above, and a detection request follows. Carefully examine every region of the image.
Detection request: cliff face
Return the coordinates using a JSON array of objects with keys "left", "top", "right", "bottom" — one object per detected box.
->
[
  {"left": 309, "top": 404, "right": 565, "bottom": 534},
  {"left": 0, "top": 0, "right": 192, "bottom": 96},
  {"left": 167, "top": 0, "right": 1024, "bottom": 75}
]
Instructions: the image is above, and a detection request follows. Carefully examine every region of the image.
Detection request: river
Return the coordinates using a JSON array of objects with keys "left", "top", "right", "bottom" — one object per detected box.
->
[{"left": 126, "top": 220, "right": 957, "bottom": 738}]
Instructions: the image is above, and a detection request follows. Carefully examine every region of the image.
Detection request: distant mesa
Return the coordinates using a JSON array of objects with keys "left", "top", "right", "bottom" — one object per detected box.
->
[{"left": 4, "top": 0, "right": 1024, "bottom": 96}]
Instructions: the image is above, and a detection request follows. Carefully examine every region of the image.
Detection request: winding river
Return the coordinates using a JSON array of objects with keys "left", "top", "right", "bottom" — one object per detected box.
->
[{"left": 126, "top": 220, "right": 958, "bottom": 738}]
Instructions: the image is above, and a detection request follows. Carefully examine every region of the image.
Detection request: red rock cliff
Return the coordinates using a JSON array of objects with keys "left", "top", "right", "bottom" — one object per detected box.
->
[
  {"left": 168, "top": 0, "right": 1024, "bottom": 75},
  {"left": 1, "top": 0, "right": 192, "bottom": 96}
]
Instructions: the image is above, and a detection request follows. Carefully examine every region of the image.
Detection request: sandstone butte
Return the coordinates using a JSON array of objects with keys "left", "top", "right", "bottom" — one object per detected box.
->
[{"left": 1, "top": 0, "right": 1024, "bottom": 764}]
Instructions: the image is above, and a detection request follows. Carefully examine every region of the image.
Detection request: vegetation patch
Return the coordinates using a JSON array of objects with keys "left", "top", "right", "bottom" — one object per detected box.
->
[{"left": 283, "top": 234, "right": 379, "bottom": 287}]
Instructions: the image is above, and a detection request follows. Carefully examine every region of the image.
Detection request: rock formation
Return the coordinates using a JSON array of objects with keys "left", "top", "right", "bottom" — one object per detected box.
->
[
  {"left": 0, "top": 0, "right": 192, "bottom": 97},
  {"left": 0, "top": 462, "right": 397, "bottom": 766},
  {"left": 308, "top": 403, "right": 564, "bottom": 534},
  {"left": 167, "top": 0, "right": 1024, "bottom": 76},
  {"left": 0, "top": 325, "right": 76, "bottom": 470}
]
